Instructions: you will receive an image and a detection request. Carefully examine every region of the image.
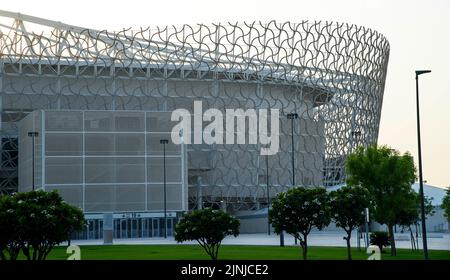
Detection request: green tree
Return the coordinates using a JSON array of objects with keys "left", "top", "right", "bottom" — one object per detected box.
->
[
  {"left": 0, "top": 195, "right": 21, "bottom": 260},
  {"left": 346, "top": 145, "right": 416, "bottom": 256},
  {"left": 329, "top": 185, "right": 371, "bottom": 260},
  {"left": 442, "top": 188, "right": 450, "bottom": 223},
  {"left": 269, "top": 187, "right": 330, "bottom": 260},
  {"left": 13, "top": 190, "right": 85, "bottom": 260},
  {"left": 398, "top": 192, "right": 434, "bottom": 251},
  {"left": 174, "top": 208, "right": 239, "bottom": 260}
]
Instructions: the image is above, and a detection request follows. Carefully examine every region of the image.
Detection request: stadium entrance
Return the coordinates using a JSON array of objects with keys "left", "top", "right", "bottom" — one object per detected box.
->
[
  {"left": 72, "top": 213, "right": 178, "bottom": 240},
  {"left": 113, "top": 217, "right": 176, "bottom": 238}
]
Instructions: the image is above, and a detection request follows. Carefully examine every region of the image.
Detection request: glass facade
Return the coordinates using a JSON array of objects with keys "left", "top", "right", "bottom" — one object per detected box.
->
[{"left": 70, "top": 214, "right": 177, "bottom": 240}]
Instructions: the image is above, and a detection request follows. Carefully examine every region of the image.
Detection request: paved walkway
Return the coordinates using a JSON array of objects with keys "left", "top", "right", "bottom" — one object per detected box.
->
[{"left": 66, "top": 231, "right": 450, "bottom": 250}]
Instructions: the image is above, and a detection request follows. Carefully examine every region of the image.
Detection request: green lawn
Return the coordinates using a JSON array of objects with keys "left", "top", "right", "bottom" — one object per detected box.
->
[{"left": 18, "top": 244, "right": 450, "bottom": 260}]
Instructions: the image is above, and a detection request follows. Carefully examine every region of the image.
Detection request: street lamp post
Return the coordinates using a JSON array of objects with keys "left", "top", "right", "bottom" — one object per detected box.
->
[
  {"left": 287, "top": 113, "right": 299, "bottom": 186},
  {"left": 415, "top": 69, "right": 431, "bottom": 260},
  {"left": 27, "top": 131, "right": 39, "bottom": 191},
  {"left": 287, "top": 112, "right": 299, "bottom": 246},
  {"left": 266, "top": 154, "right": 270, "bottom": 235},
  {"left": 160, "top": 139, "right": 169, "bottom": 238}
]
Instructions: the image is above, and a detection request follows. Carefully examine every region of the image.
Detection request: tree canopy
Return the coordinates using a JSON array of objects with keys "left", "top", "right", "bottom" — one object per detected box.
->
[
  {"left": 398, "top": 192, "right": 434, "bottom": 228},
  {"left": 0, "top": 190, "right": 85, "bottom": 260},
  {"left": 442, "top": 188, "right": 450, "bottom": 223},
  {"left": 174, "top": 208, "right": 239, "bottom": 260},
  {"left": 329, "top": 185, "right": 371, "bottom": 260},
  {"left": 346, "top": 145, "right": 417, "bottom": 256},
  {"left": 0, "top": 195, "right": 21, "bottom": 260},
  {"left": 269, "top": 187, "right": 330, "bottom": 260}
]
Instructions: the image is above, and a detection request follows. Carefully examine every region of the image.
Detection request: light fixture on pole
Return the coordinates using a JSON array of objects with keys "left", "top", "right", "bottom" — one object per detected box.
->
[
  {"left": 27, "top": 131, "right": 39, "bottom": 191},
  {"left": 415, "top": 69, "right": 431, "bottom": 260},
  {"left": 160, "top": 139, "right": 169, "bottom": 238}
]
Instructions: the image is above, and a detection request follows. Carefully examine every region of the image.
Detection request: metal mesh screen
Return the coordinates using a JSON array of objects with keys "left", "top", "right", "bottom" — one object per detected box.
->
[
  {"left": 45, "top": 157, "right": 83, "bottom": 184},
  {"left": 18, "top": 110, "right": 186, "bottom": 213},
  {"left": 3, "top": 12, "right": 389, "bottom": 212},
  {"left": 147, "top": 183, "right": 183, "bottom": 211}
]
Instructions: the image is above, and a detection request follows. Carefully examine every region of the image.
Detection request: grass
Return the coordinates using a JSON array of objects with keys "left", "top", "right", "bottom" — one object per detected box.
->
[{"left": 17, "top": 245, "right": 450, "bottom": 260}]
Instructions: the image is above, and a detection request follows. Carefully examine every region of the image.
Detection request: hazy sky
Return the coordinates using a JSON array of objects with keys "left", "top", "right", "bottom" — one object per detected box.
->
[{"left": 1, "top": 0, "right": 449, "bottom": 187}]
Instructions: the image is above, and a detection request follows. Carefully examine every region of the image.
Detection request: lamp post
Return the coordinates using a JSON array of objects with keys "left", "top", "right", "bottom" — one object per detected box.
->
[
  {"left": 266, "top": 154, "right": 270, "bottom": 235},
  {"left": 286, "top": 113, "right": 299, "bottom": 186},
  {"left": 287, "top": 112, "right": 298, "bottom": 246},
  {"left": 27, "top": 131, "right": 39, "bottom": 191},
  {"left": 415, "top": 69, "right": 431, "bottom": 260},
  {"left": 160, "top": 139, "right": 169, "bottom": 238}
]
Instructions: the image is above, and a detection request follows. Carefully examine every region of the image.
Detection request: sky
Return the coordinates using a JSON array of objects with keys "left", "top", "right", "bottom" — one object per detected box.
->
[{"left": 1, "top": 0, "right": 449, "bottom": 188}]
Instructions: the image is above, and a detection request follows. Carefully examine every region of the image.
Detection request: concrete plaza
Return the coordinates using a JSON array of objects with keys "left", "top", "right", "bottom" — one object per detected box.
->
[{"left": 66, "top": 231, "right": 450, "bottom": 251}]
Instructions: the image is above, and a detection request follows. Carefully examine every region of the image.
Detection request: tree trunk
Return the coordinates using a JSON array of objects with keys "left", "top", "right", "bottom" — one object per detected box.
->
[
  {"left": 214, "top": 244, "right": 220, "bottom": 261},
  {"left": 208, "top": 246, "right": 216, "bottom": 260},
  {"left": 388, "top": 224, "right": 396, "bottom": 256},
  {"left": 7, "top": 245, "right": 20, "bottom": 261},
  {"left": 408, "top": 225, "right": 416, "bottom": 251},
  {"left": 32, "top": 246, "right": 37, "bottom": 260},
  {"left": 22, "top": 245, "right": 31, "bottom": 260},
  {"left": 345, "top": 230, "right": 352, "bottom": 260},
  {"left": 301, "top": 234, "right": 308, "bottom": 260}
]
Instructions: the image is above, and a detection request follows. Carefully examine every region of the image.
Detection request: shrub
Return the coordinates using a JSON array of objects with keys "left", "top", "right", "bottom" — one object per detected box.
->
[
  {"left": 0, "top": 190, "right": 85, "bottom": 260},
  {"left": 0, "top": 195, "right": 21, "bottom": 260},
  {"left": 370, "top": 231, "right": 391, "bottom": 252},
  {"left": 174, "top": 208, "right": 239, "bottom": 260}
]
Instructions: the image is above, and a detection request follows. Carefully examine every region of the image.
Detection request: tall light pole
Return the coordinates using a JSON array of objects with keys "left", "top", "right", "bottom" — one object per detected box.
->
[
  {"left": 27, "top": 131, "right": 39, "bottom": 191},
  {"left": 287, "top": 113, "right": 299, "bottom": 186},
  {"left": 415, "top": 69, "right": 431, "bottom": 260},
  {"left": 160, "top": 139, "right": 169, "bottom": 238},
  {"left": 287, "top": 112, "right": 299, "bottom": 246},
  {"left": 266, "top": 154, "right": 270, "bottom": 235}
]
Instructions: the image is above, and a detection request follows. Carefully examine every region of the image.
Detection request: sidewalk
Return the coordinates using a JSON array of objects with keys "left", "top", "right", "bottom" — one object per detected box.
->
[{"left": 65, "top": 231, "right": 450, "bottom": 250}]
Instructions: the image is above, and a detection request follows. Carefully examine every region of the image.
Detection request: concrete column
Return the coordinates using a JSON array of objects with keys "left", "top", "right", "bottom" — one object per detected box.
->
[{"left": 103, "top": 212, "right": 113, "bottom": 244}]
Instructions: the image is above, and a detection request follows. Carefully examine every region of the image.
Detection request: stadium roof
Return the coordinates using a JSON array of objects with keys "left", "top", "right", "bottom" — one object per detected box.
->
[{"left": 0, "top": 10, "right": 380, "bottom": 97}]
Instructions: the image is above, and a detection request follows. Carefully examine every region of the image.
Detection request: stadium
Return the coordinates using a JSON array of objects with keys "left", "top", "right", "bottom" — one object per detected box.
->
[{"left": 0, "top": 11, "right": 389, "bottom": 239}]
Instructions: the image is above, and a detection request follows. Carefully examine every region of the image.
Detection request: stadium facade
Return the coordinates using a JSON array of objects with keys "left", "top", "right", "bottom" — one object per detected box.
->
[{"left": 0, "top": 11, "right": 389, "bottom": 238}]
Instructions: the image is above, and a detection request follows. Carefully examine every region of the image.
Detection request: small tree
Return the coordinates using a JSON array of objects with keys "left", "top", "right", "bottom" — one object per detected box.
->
[
  {"left": 442, "top": 188, "right": 450, "bottom": 223},
  {"left": 370, "top": 231, "right": 391, "bottom": 252},
  {"left": 346, "top": 145, "right": 416, "bottom": 256},
  {"left": 174, "top": 208, "right": 239, "bottom": 260},
  {"left": 14, "top": 190, "right": 85, "bottom": 260},
  {"left": 398, "top": 192, "right": 434, "bottom": 251},
  {"left": 269, "top": 187, "right": 330, "bottom": 260},
  {"left": 329, "top": 185, "right": 371, "bottom": 260},
  {"left": 0, "top": 195, "right": 21, "bottom": 260}
]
